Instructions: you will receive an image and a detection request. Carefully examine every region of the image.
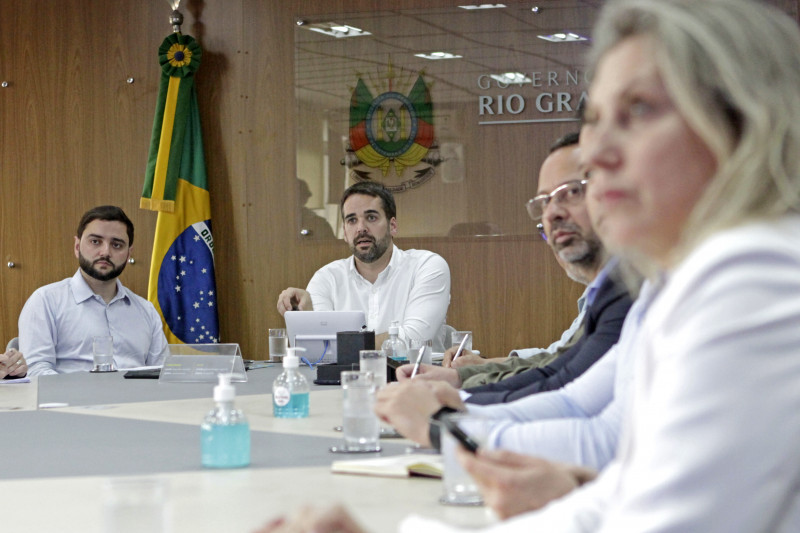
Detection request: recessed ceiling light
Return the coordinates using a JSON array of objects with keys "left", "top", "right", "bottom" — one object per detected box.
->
[
  {"left": 537, "top": 31, "right": 589, "bottom": 43},
  {"left": 415, "top": 51, "right": 463, "bottom": 60},
  {"left": 303, "top": 22, "right": 371, "bottom": 38},
  {"left": 458, "top": 4, "right": 507, "bottom": 10},
  {"left": 490, "top": 72, "right": 532, "bottom": 84}
]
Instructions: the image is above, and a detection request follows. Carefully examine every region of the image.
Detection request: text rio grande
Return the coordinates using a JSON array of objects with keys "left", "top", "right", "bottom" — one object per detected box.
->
[{"left": 477, "top": 70, "right": 588, "bottom": 118}]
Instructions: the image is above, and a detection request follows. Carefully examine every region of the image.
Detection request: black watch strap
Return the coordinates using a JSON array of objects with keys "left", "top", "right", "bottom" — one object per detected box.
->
[{"left": 428, "top": 406, "right": 458, "bottom": 451}]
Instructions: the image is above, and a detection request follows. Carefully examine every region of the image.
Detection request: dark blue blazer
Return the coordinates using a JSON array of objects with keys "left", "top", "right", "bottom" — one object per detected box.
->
[{"left": 465, "top": 268, "right": 634, "bottom": 405}]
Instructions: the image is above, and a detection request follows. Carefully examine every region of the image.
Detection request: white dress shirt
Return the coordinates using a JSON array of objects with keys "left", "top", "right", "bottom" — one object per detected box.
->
[
  {"left": 401, "top": 215, "right": 800, "bottom": 532},
  {"left": 306, "top": 245, "right": 451, "bottom": 351},
  {"left": 20, "top": 270, "right": 169, "bottom": 376}
]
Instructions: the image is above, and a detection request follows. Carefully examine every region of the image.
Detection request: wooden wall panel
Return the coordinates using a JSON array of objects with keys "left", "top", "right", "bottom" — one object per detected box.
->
[
  {"left": 1, "top": 0, "right": 797, "bottom": 361},
  {"left": 0, "top": 0, "right": 163, "bottom": 339}
]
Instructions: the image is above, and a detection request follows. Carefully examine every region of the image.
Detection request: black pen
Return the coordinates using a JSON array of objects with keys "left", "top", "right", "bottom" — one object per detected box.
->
[
  {"left": 450, "top": 333, "right": 471, "bottom": 364},
  {"left": 410, "top": 345, "right": 426, "bottom": 379}
]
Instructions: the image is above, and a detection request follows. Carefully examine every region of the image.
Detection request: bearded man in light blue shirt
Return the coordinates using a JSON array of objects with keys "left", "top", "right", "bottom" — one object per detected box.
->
[{"left": 20, "top": 206, "right": 168, "bottom": 376}]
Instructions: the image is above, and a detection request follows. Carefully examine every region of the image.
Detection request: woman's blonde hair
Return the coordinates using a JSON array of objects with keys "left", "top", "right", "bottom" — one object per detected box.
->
[{"left": 588, "top": 0, "right": 800, "bottom": 260}]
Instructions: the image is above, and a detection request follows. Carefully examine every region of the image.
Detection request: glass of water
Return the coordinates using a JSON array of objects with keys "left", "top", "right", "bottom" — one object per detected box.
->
[
  {"left": 359, "top": 350, "right": 387, "bottom": 389},
  {"left": 103, "top": 477, "right": 169, "bottom": 533},
  {"left": 451, "top": 331, "right": 473, "bottom": 352},
  {"left": 439, "top": 413, "right": 496, "bottom": 506},
  {"left": 408, "top": 338, "right": 433, "bottom": 366},
  {"left": 340, "top": 371, "right": 380, "bottom": 452},
  {"left": 92, "top": 335, "right": 115, "bottom": 372},
  {"left": 269, "top": 328, "right": 288, "bottom": 362}
]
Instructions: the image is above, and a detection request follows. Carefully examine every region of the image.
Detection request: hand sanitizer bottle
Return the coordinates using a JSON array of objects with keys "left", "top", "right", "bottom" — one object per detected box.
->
[
  {"left": 381, "top": 321, "right": 408, "bottom": 362},
  {"left": 273, "top": 348, "right": 310, "bottom": 418},
  {"left": 201, "top": 373, "right": 250, "bottom": 468}
]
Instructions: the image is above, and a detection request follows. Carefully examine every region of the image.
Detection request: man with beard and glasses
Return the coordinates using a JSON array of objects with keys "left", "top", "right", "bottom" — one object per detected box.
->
[
  {"left": 388, "top": 133, "right": 634, "bottom": 399},
  {"left": 277, "top": 181, "right": 451, "bottom": 351},
  {"left": 19, "top": 206, "right": 168, "bottom": 376},
  {"left": 434, "top": 133, "right": 607, "bottom": 374},
  {"left": 371, "top": 132, "right": 634, "bottom": 468}
]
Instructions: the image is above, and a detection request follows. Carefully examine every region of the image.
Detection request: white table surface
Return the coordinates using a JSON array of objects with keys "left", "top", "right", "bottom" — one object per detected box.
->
[{"left": 0, "top": 368, "right": 495, "bottom": 532}]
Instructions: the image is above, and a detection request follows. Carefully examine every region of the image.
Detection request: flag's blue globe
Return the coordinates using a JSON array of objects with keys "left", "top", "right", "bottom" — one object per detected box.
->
[{"left": 157, "top": 220, "right": 219, "bottom": 343}]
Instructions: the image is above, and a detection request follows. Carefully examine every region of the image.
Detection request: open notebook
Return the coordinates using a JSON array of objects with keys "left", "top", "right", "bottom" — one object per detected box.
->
[{"left": 331, "top": 453, "right": 443, "bottom": 479}]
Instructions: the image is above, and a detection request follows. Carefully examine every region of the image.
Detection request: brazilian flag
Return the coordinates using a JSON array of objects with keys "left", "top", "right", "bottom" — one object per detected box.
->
[{"left": 140, "top": 33, "right": 219, "bottom": 344}]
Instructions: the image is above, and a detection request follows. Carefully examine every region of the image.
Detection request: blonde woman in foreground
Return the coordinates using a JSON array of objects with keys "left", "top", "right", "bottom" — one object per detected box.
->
[{"left": 256, "top": 0, "right": 800, "bottom": 531}]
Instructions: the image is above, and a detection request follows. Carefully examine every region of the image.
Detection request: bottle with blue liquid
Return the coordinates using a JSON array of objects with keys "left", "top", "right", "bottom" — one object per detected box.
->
[
  {"left": 381, "top": 321, "right": 408, "bottom": 362},
  {"left": 273, "top": 347, "right": 310, "bottom": 418},
  {"left": 201, "top": 373, "right": 250, "bottom": 468}
]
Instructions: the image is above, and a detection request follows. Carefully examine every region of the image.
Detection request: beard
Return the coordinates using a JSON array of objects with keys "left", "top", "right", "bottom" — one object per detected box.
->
[
  {"left": 349, "top": 230, "right": 392, "bottom": 263},
  {"left": 79, "top": 252, "right": 127, "bottom": 282},
  {"left": 551, "top": 222, "right": 603, "bottom": 270}
]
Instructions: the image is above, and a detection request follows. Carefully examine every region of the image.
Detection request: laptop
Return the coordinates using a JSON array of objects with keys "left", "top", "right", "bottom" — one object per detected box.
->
[{"left": 283, "top": 310, "right": 367, "bottom": 364}]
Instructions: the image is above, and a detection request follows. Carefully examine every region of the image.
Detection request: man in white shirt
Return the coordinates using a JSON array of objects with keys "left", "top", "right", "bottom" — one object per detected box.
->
[
  {"left": 20, "top": 206, "right": 168, "bottom": 376},
  {"left": 277, "top": 181, "right": 451, "bottom": 351}
]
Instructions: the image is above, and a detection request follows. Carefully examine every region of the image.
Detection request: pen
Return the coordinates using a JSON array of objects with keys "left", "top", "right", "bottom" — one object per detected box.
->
[
  {"left": 410, "top": 345, "right": 426, "bottom": 379},
  {"left": 450, "top": 333, "right": 471, "bottom": 364}
]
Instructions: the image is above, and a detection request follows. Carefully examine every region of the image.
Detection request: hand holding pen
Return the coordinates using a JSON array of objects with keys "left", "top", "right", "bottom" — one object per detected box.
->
[
  {"left": 450, "top": 332, "right": 471, "bottom": 364},
  {"left": 409, "top": 345, "right": 426, "bottom": 379}
]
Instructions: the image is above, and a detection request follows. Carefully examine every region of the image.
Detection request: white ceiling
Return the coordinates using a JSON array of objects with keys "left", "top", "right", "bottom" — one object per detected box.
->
[{"left": 295, "top": 2, "right": 603, "bottom": 109}]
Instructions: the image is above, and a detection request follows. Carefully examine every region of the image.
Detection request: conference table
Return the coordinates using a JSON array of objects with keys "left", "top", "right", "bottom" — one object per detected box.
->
[{"left": 0, "top": 366, "right": 495, "bottom": 532}]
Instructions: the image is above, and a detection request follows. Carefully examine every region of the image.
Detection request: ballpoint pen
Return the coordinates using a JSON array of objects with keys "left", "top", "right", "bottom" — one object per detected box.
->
[
  {"left": 450, "top": 332, "right": 471, "bottom": 364},
  {"left": 410, "top": 345, "right": 426, "bottom": 378}
]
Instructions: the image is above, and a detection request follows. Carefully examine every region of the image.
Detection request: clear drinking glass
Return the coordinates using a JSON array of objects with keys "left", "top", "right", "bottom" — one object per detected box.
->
[
  {"left": 408, "top": 338, "right": 433, "bottom": 366},
  {"left": 102, "top": 477, "right": 169, "bottom": 533},
  {"left": 92, "top": 336, "right": 115, "bottom": 372},
  {"left": 269, "top": 328, "right": 288, "bottom": 362},
  {"left": 340, "top": 371, "right": 380, "bottom": 452},
  {"left": 439, "top": 414, "right": 496, "bottom": 506},
  {"left": 359, "top": 350, "right": 387, "bottom": 389},
  {"left": 451, "top": 331, "right": 473, "bottom": 352}
]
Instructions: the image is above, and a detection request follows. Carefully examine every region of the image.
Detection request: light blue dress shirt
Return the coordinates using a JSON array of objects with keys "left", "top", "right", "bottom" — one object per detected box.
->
[
  {"left": 509, "top": 258, "right": 619, "bottom": 360},
  {"left": 19, "top": 270, "right": 168, "bottom": 376},
  {"left": 507, "top": 295, "right": 587, "bottom": 359},
  {"left": 467, "top": 277, "right": 654, "bottom": 470}
]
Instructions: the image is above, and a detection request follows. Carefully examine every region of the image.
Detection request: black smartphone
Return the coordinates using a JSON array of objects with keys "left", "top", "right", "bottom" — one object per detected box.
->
[
  {"left": 123, "top": 368, "right": 161, "bottom": 379},
  {"left": 441, "top": 416, "right": 480, "bottom": 453}
]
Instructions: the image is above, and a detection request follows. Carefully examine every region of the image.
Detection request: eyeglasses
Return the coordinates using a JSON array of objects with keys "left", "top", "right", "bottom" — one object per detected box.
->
[{"left": 525, "top": 179, "right": 589, "bottom": 222}]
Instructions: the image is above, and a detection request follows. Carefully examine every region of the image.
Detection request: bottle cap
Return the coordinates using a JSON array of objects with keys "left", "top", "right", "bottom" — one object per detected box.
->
[
  {"left": 214, "top": 373, "right": 235, "bottom": 402},
  {"left": 283, "top": 347, "right": 305, "bottom": 368}
]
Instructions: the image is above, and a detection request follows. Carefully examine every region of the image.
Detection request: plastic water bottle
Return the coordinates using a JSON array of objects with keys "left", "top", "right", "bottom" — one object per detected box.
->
[
  {"left": 273, "top": 348, "right": 310, "bottom": 418},
  {"left": 201, "top": 374, "right": 250, "bottom": 468},
  {"left": 381, "top": 321, "right": 408, "bottom": 362}
]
